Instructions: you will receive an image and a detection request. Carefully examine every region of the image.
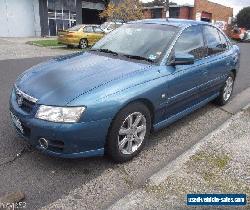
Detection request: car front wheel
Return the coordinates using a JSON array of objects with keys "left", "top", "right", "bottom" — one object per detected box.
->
[{"left": 106, "top": 102, "right": 151, "bottom": 162}]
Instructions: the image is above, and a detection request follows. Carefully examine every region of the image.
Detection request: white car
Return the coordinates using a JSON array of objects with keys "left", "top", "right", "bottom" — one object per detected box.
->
[
  {"left": 100, "top": 22, "right": 123, "bottom": 33},
  {"left": 245, "top": 30, "right": 250, "bottom": 41}
]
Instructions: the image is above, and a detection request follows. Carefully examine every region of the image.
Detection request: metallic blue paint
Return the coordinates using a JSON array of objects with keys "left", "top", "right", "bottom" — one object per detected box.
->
[{"left": 10, "top": 19, "right": 240, "bottom": 158}]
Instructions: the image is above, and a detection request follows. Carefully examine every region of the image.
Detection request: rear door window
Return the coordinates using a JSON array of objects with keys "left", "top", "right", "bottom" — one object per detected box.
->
[
  {"left": 83, "top": 26, "right": 94, "bottom": 33},
  {"left": 218, "top": 31, "right": 230, "bottom": 50},
  {"left": 203, "top": 26, "right": 228, "bottom": 56},
  {"left": 93, "top": 26, "right": 103, "bottom": 33}
]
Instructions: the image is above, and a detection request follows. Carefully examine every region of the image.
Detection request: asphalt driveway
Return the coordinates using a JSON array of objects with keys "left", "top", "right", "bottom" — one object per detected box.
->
[{"left": 0, "top": 43, "right": 249, "bottom": 210}]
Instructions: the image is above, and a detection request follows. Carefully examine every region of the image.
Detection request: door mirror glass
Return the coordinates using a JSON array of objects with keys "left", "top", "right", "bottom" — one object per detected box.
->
[{"left": 171, "top": 53, "right": 195, "bottom": 65}]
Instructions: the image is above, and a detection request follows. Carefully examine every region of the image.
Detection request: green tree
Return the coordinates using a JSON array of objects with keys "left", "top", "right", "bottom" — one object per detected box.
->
[
  {"left": 236, "top": 7, "right": 250, "bottom": 29},
  {"left": 100, "top": 0, "right": 143, "bottom": 23}
]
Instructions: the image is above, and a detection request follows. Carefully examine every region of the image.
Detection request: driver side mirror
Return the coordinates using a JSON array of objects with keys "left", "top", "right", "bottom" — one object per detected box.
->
[{"left": 170, "top": 53, "right": 195, "bottom": 66}]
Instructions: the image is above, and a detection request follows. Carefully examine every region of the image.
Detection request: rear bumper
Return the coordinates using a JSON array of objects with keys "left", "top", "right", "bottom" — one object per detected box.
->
[{"left": 9, "top": 90, "right": 112, "bottom": 158}]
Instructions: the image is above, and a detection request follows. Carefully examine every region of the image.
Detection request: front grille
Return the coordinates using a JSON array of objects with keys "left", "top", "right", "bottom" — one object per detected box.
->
[
  {"left": 15, "top": 85, "right": 37, "bottom": 113},
  {"left": 22, "top": 122, "right": 31, "bottom": 137},
  {"left": 19, "top": 98, "right": 35, "bottom": 113}
]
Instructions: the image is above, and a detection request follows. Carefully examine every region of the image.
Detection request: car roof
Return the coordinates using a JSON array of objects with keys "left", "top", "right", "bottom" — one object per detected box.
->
[{"left": 129, "top": 18, "right": 212, "bottom": 28}]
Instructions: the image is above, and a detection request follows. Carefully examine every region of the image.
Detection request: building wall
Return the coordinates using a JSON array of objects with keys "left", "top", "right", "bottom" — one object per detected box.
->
[
  {"left": 143, "top": 9, "right": 153, "bottom": 19},
  {"left": 143, "top": 7, "right": 193, "bottom": 20},
  {"left": 0, "top": 0, "right": 41, "bottom": 37},
  {"left": 193, "top": 0, "right": 233, "bottom": 23},
  {"left": 179, "top": 7, "right": 192, "bottom": 19}
]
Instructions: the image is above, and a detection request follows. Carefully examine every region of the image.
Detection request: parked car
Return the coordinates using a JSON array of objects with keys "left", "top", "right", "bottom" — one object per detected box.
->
[
  {"left": 10, "top": 19, "right": 240, "bottom": 162},
  {"left": 58, "top": 24, "right": 105, "bottom": 49},
  {"left": 100, "top": 21, "right": 123, "bottom": 33},
  {"left": 230, "top": 27, "right": 247, "bottom": 41},
  {"left": 245, "top": 30, "right": 250, "bottom": 42}
]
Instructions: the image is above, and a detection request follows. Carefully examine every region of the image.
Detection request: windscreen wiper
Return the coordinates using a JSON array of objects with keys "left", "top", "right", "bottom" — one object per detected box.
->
[
  {"left": 122, "top": 54, "right": 155, "bottom": 63},
  {"left": 90, "top": 48, "right": 118, "bottom": 56}
]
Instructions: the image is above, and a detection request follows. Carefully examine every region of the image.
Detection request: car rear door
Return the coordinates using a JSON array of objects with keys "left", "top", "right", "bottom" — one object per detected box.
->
[
  {"left": 83, "top": 26, "right": 96, "bottom": 45},
  {"left": 92, "top": 26, "right": 104, "bottom": 42},
  {"left": 164, "top": 25, "right": 208, "bottom": 119},
  {"left": 201, "top": 25, "right": 232, "bottom": 95}
]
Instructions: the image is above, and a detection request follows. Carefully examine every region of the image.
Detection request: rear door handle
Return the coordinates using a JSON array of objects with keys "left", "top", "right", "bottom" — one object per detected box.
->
[{"left": 202, "top": 70, "right": 208, "bottom": 76}]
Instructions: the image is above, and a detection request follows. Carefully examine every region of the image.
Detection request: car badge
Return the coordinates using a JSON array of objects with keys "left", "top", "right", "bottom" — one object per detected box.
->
[{"left": 17, "top": 95, "right": 23, "bottom": 107}]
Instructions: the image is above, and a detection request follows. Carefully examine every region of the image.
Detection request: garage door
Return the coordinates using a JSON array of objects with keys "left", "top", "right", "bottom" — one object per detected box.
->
[{"left": 0, "top": 0, "right": 41, "bottom": 37}]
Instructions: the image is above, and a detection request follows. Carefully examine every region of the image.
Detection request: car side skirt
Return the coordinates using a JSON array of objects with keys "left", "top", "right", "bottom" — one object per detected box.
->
[{"left": 153, "top": 93, "right": 219, "bottom": 131}]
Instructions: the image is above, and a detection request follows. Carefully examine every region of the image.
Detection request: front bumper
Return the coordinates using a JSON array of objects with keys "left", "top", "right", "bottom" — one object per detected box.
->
[{"left": 9, "top": 90, "right": 112, "bottom": 158}]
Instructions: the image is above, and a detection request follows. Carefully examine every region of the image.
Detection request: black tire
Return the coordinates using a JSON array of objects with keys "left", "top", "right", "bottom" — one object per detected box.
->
[
  {"left": 79, "top": 38, "right": 88, "bottom": 49},
  {"left": 106, "top": 102, "right": 151, "bottom": 162},
  {"left": 214, "top": 72, "right": 235, "bottom": 106}
]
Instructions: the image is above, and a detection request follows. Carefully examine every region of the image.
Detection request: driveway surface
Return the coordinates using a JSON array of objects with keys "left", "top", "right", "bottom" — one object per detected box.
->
[
  {"left": 0, "top": 38, "right": 70, "bottom": 61},
  {"left": 0, "top": 43, "right": 249, "bottom": 209}
]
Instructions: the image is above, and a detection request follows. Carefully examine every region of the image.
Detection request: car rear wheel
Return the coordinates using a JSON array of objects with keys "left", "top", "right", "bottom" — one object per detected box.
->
[
  {"left": 106, "top": 102, "right": 151, "bottom": 162},
  {"left": 79, "top": 39, "right": 88, "bottom": 49},
  {"left": 214, "top": 72, "right": 235, "bottom": 106}
]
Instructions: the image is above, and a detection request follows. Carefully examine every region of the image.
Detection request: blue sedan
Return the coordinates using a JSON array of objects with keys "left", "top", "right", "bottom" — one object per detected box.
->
[{"left": 10, "top": 19, "right": 240, "bottom": 162}]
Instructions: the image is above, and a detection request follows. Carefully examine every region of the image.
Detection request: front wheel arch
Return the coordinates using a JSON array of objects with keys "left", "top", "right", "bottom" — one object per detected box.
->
[
  {"left": 231, "top": 69, "right": 237, "bottom": 78},
  {"left": 115, "top": 98, "right": 155, "bottom": 130},
  {"left": 105, "top": 101, "right": 152, "bottom": 162}
]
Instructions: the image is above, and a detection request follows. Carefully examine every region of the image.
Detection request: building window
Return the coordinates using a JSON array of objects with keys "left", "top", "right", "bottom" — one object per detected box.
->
[
  {"left": 170, "top": 8, "right": 180, "bottom": 18},
  {"left": 48, "top": 0, "right": 77, "bottom": 36}
]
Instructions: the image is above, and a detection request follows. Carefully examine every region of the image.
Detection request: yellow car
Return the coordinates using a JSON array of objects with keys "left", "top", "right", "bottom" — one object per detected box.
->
[{"left": 58, "top": 25, "right": 105, "bottom": 49}]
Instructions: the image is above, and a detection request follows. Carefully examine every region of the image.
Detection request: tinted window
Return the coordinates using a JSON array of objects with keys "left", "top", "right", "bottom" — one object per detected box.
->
[
  {"left": 93, "top": 26, "right": 103, "bottom": 33},
  {"left": 204, "top": 26, "right": 227, "bottom": 56},
  {"left": 83, "top": 26, "right": 93, "bottom": 33},
  {"left": 218, "top": 31, "right": 230, "bottom": 50},
  {"left": 175, "top": 26, "right": 206, "bottom": 60}
]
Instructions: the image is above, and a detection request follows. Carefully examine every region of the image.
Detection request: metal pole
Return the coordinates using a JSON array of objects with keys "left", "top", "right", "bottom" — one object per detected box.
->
[{"left": 165, "top": 0, "right": 169, "bottom": 20}]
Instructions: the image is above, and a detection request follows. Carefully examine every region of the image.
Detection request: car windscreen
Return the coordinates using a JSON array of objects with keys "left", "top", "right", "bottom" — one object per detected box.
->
[{"left": 92, "top": 24, "right": 178, "bottom": 62}]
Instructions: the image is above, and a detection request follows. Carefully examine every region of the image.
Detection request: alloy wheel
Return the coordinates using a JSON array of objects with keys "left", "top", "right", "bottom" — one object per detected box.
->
[
  {"left": 118, "top": 112, "right": 147, "bottom": 155},
  {"left": 80, "top": 39, "right": 87, "bottom": 49},
  {"left": 223, "top": 76, "right": 234, "bottom": 101}
]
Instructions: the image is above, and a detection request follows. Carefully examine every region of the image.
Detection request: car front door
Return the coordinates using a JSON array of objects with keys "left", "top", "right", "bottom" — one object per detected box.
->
[
  {"left": 92, "top": 26, "right": 105, "bottom": 42},
  {"left": 164, "top": 25, "right": 208, "bottom": 119}
]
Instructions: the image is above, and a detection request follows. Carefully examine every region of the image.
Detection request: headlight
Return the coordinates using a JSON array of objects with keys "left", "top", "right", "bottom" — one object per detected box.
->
[{"left": 36, "top": 105, "right": 86, "bottom": 123}]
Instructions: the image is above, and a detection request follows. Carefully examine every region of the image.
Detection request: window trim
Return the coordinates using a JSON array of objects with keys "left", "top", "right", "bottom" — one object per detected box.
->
[
  {"left": 168, "top": 25, "right": 207, "bottom": 64},
  {"left": 202, "top": 25, "right": 232, "bottom": 59}
]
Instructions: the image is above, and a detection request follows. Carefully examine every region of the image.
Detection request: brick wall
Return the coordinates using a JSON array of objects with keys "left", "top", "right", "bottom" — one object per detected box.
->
[
  {"left": 193, "top": 0, "right": 233, "bottom": 23},
  {"left": 179, "top": 7, "right": 192, "bottom": 19},
  {"left": 143, "top": 9, "right": 152, "bottom": 19}
]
